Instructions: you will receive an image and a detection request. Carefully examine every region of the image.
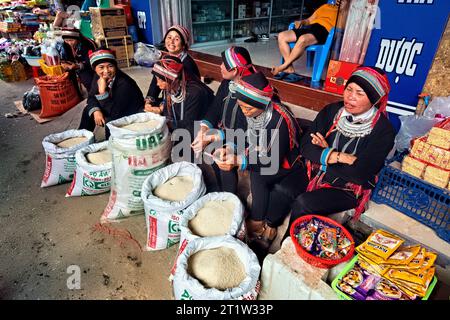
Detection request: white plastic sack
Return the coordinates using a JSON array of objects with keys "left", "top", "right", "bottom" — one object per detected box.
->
[
  {"left": 41, "top": 129, "right": 94, "bottom": 187},
  {"left": 141, "top": 162, "right": 206, "bottom": 251},
  {"left": 66, "top": 141, "right": 112, "bottom": 197},
  {"left": 173, "top": 236, "right": 261, "bottom": 300},
  {"left": 395, "top": 115, "right": 440, "bottom": 152},
  {"left": 169, "top": 192, "right": 246, "bottom": 279},
  {"left": 134, "top": 42, "right": 162, "bottom": 67},
  {"left": 423, "top": 96, "right": 450, "bottom": 118},
  {"left": 102, "top": 113, "right": 172, "bottom": 221}
]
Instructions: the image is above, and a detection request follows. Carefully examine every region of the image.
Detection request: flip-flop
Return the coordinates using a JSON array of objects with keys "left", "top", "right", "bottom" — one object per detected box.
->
[
  {"left": 273, "top": 71, "right": 288, "bottom": 80},
  {"left": 283, "top": 73, "right": 304, "bottom": 83}
]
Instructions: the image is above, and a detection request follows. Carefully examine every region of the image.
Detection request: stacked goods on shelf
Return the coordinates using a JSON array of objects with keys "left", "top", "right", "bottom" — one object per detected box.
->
[
  {"left": 89, "top": 7, "right": 133, "bottom": 68},
  {"left": 334, "top": 229, "right": 438, "bottom": 300},
  {"left": 402, "top": 119, "right": 450, "bottom": 190}
]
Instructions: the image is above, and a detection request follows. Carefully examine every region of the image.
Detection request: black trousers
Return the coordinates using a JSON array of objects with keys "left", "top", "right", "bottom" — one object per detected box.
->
[
  {"left": 212, "top": 162, "right": 239, "bottom": 194},
  {"left": 249, "top": 164, "right": 309, "bottom": 228},
  {"left": 78, "top": 106, "right": 111, "bottom": 139},
  {"left": 283, "top": 188, "right": 358, "bottom": 239}
]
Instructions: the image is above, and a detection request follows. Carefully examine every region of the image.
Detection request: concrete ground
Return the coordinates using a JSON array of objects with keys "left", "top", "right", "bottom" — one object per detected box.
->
[
  {"left": 0, "top": 66, "right": 317, "bottom": 300},
  {"left": 0, "top": 67, "right": 179, "bottom": 299},
  {"left": 1, "top": 66, "right": 448, "bottom": 300}
]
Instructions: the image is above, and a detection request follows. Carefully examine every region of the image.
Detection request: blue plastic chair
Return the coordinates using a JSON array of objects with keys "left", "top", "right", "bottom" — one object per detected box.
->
[
  {"left": 305, "top": 27, "right": 335, "bottom": 83},
  {"left": 280, "top": 22, "right": 335, "bottom": 84}
]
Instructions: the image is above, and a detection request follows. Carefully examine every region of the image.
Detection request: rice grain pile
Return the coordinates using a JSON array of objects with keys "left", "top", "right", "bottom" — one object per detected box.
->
[
  {"left": 121, "top": 120, "right": 159, "bottom": 132},
  {"left": 189, "top": 200, "right": 235, "bottom": 237},
  {"left": 188, "top": 247, "right": 246, "bottom": 290},
  {"left": 86, "top": 149, "right": 112, "bottom": 165},
  {"left": 154, "top": 176, "right": 194, "bottom": 201},
  {"left": 57, "top": 137, "right": 88, "bottom": 148}
]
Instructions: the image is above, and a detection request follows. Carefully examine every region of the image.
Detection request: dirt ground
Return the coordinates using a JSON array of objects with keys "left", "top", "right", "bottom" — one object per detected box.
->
[{"left": 0, "top": 68, "right": 181, "bottom": 299}]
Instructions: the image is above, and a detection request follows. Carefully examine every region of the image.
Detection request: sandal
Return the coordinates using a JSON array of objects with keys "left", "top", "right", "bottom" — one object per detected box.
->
[
  {"left": 283, "top": 73, "right": 304, "bottom": 83},
  {"left": 273, "top": 71, "right": 288, "bottom": 80}
]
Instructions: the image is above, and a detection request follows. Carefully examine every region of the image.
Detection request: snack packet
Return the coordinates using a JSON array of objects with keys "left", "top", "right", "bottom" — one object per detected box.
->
[
  {"left": 384, "top": 245, "right": 421, "bottom": 265},
  {"left": 362, "top": 230, "right": 404, "bottom": 260}
]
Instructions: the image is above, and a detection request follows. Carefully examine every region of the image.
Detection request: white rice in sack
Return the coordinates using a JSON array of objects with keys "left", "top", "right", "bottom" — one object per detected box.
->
[
  {"left": 153, "top": 176, "right": 194, "bottom": 202},
  {"left": 41, "top": 129, "right": 94, "bottom": 187},
  {"left": 66, "top": 141, "right": 112, "bottom": 197},
  {"left": 188, "top": 246, "right": 246, "bottom": 290},
  {"left": 169, "top": 192, "right": 245, "bottom": 279},
  {"left": 141, "top": 162, "right": 206, "bottom": 251},
  {"left": 173, "top": 236, "right": 261, "bottom": 300},
  {"left": 120, "top": 120, "right": 159, "bottom": 132},
  {"left": 86, "top": 149, "right": 112, "bottom": 165}
]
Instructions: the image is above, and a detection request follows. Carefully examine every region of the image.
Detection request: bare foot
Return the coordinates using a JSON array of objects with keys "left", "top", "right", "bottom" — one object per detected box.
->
[
  {"left": 271, "top": 65, "right": 284, "bottom": 76},
  {"left": 285, "top": 65, "right": 295, "bottom": 74}
]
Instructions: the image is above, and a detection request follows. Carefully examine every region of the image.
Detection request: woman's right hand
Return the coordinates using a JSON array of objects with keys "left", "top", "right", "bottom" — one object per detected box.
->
[
  {"left": 93, "top": 110, "right": 105, "bottom": 127},
  {"left": 144, "top": 102, "right": 163, "bottom": 114},
  {"left": 191, "top": 126, "right": 212, "bottom": 154}
]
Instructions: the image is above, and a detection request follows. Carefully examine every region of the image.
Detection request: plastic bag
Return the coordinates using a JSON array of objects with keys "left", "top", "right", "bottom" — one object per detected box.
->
[
  {"left": 141, "top": 161, "right": 206, "bottom": 251},
  {"left": 22, "top": 86, "right": 41, "bottom": 111},
  {"left": 66, "top": 141, "right": 112, "bottom": 197},
  {"left": 134, "top": 42, "right": 161, "bottom": 67},
  {"left": 102, "top": 112, "right": 172, "bottom": 221},
  {"left": 41, "top": 129, "right": 94, "bottom": 187},
  {"left": 172, "top": 236, "right": 261, "bottom": 300},
  {"left": 169, "top": 192, "right": 246, "bottom": 279},
  {"left": 395, "top": 115, "right": 440, "bottom": 152},
  {"left": 423, "top": 96, "right": 450, "bottom": 118}
]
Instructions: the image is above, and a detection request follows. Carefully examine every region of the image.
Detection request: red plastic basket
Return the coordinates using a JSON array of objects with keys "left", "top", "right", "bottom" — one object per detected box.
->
[{"left": 289, "top": 215, "right": 355, "bottom": 269}]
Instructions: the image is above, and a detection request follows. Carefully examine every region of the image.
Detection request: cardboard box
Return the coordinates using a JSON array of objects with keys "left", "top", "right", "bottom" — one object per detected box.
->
[
  {"left": 324, "top": 60, "right": 360, "bottom": 95},
  {"left": 90, "top": 7, "right": 128, "bottom": 40},
  {"left": 96, "top": 35, "right": 134, "bottom": 68}
]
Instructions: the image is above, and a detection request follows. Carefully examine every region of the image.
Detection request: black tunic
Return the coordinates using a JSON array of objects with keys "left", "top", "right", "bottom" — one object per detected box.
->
[
  {"left": 61, "top": 39, "right": 96, "bottom": 91},
  {"left": 301, "top": 102, "right": 395, "bottom": 189},
  {"left": 163, "top": 79, "right": 214, "bottom": 137},
  {"left": 242, "top": 103, "right": 302, "bottom": 173},
  {"left": 86, "top": 70, "right": 144, "bottom": 122}
]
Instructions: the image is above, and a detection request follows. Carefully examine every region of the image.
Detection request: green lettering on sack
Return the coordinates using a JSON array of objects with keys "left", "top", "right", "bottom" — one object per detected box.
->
[
  {"left": 168, "top": 220, "right": 179, "bottom": 234},
  {"left": 132, "top": 190, "right": 141, "bottom": 197},
  {"left": 135, "top": 132, "right": 164, "bottom": 150},
  {"left": 58, "top": 175, "right": 69, "bottom": 184},
  {"left": 180, "top": 289, "right": 193, "bottom": 300}
]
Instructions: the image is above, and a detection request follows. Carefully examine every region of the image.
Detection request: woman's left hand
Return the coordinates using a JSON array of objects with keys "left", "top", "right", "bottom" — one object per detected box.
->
[
  {"left": 310, "top": 132, "right": 329, "bottom": 148},
  {"left": 214, "top": 148, "right": 239, "bottom": 171}
]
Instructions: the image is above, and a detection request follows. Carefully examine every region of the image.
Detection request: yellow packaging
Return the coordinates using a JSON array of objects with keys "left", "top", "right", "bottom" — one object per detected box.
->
[
  {"left": 358, "top": 255, "right": 390, "bottom": 276},
  {"left": 402, "top": 155, "right": 427, "bottom": 178},
  {"left": 424, "top": 165, "right": 450, "bottom": 189},
  {"left": 427, "top": 127, "right": 450, "bottom": 150},
  {"left": 362, "top": 230, "right": 404, "bottom": 260},
  {"left": 387, "top": 267, "right": 435, "bottom": 297},
  {"left": 409, "top": 247, "right": 426, "bottom": 268},
  {"left": 387, "top": 266, "right": 433, "bottom": 287},
  {"left": 387, "top": 276, "right": 423, "bottom": 298},
  {"left": 384, "top": 245, "right": 421, "bottom": 265},
  {"left": 356, "top": 243, "right": 387, "bottom": 264},
  {"left": 422, "top": 251, "right": 437, "bottom": 268}
]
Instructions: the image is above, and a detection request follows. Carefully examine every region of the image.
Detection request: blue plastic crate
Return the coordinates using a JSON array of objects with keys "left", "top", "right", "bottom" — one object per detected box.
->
[{"left": 372, "top": 154, "right": 450, "bottom": 243}]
